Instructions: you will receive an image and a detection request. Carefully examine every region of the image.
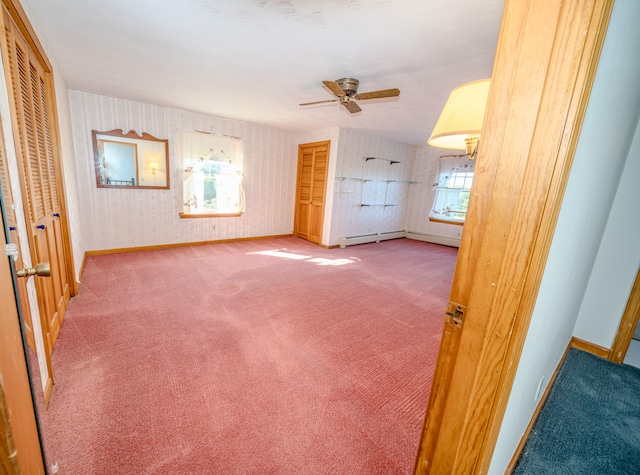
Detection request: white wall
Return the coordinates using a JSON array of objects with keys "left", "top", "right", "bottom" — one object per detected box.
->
[
  {"left": 68, "top": 91, "right": 299, "bottom": 251},
  {"left": 573, "top": 123, "right": 640, "bottom": 345},
  {"left": 54, "top": 75, "right": 85, "bottom": 276},
  {"left": 489, "top": 1, "right": 640, "bottom": 472}
]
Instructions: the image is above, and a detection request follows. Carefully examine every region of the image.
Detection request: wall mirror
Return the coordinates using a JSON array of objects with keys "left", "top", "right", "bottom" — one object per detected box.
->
[{"left": 92, "top": 129, "right": 170, "bottom": 189}]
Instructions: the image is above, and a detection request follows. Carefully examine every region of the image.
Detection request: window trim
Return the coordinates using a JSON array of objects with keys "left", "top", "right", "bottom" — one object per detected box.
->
[
  {"left": 428, "top": 216, "right": 465, "bottom": 226},
  {"left": 179, "top": 212, "right": 243, "bottom": 219}
]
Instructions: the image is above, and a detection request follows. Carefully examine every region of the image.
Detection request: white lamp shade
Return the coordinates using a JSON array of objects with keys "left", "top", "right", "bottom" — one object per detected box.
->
[{"left": 428, "top": 78, "right": 490, "bottom": 150}]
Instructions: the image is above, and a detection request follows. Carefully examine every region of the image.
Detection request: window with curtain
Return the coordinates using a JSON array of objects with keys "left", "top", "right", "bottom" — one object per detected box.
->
[
  {"left": 179, "top": 131, "right": 244, "bottom": 217},
  {"left": 429, "top": 155, "right": 474, "bottom": 224}
]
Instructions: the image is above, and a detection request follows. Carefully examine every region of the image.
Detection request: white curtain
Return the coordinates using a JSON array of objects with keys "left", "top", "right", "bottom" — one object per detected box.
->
[
  {"left": 429, "top": 155, "right": 474, "bottom": 223},
  {"left": 178, "top": 131, "right": 244, "bottom": 214}
]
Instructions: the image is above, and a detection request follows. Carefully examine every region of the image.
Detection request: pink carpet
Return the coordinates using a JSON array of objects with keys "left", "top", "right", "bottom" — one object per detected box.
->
[{"left": 38, "top": 237, "right": 457, "bottom": 474}]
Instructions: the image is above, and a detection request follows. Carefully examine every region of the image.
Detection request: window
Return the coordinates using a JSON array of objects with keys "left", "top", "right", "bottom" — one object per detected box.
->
[
  {"left": 429, "top": 156, "right": 474, "bottom": 225},
  {"left": 179, "top": 131, "right": 244, "bottom": 217}
]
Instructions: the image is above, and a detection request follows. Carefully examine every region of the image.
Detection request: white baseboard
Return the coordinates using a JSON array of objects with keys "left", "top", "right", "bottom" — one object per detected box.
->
[
  {"left": 406, "top": 230, "right": 460, "bottom": 248},
  {"left": 339, "top": 233, "right": 378, "bottom": 248},
  {"left": 338, "top": 230, "right": 460, "bottom": 249},
  {"left": 378, "top": 230, "right": 407, "bottom": 241},
  {"left": 339, "top": 230, "right": 406, "bottom": 248}
]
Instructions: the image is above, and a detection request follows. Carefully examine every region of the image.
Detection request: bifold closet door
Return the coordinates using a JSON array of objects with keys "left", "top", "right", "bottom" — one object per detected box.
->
[{"left": 294, "top": 141, "right": 329, "bottom": 245}]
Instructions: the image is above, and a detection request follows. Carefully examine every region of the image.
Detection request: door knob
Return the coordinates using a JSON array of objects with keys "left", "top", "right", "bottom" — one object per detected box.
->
[{"left": 16, "top": 262, "right": 50, "bottom": 278}]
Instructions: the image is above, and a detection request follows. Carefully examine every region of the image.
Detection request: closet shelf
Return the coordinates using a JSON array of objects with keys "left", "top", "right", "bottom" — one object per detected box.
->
[
  {"left": 336, "top": 176, "right": 373, "bottom": 182},
  {"left": 364, "top": 157, "right": 401, "bottom": 165},
  {"left": 382, "top": 179, "right": 421, "bottom": 184}
]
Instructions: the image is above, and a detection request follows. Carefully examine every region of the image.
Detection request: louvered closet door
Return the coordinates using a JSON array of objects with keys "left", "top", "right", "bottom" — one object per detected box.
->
[
  {"left": 294, "top": 141, "right": 329, "bottom": 245},
  {"left": 0, "top": 116, "right": 35, "bottom": 350},
  {"left": 308, "top": 144, "right": 328, "bottom": 244},
  {"left": 3, "top": 8, "right": 70, "bottom": 353},
  {"left": 295, "top": 147, "right": 314, "bottom": 240}
]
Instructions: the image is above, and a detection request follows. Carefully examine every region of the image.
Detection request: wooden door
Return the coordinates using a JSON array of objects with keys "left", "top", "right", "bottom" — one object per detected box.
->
[
  {"left": 2, "top": 5, "right": 71, "bottom": 356},
  {"left": 294, "top": 141, "right": 329, "bottom": 245},
  {"left": 414, "top": 1, "right": 613, "bottom": 473},
  {"left": 0, "top": 202, "right": 46, "bottom": 474},
  {"left": 0, "top": 113, "right": 35, "bottom": 350}
]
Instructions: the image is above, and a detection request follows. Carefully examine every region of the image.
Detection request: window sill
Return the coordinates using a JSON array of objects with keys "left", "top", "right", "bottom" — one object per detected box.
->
[
  {"left": 429, "top": 217, "right": 465, "bottom": 226},
  {"left": 179, "top": 212, "right": 243, "bottom": 219}
]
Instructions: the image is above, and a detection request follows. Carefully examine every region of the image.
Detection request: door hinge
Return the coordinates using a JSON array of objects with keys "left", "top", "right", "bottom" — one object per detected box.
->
[
  {"left": 445, "top": 301, "right": 466, "bottom": 328},
  {"left": 5, "top": 243, "right": 18, "bottom": 261}
]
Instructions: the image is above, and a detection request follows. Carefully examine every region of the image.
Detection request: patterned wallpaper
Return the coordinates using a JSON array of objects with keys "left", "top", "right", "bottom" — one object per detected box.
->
[
  {"left": 68, "top": 91, "right": 299, "bottom": 251},
  {"left": 67, "top": 91, "right": 458, "bottom": 252},
  {"left": 328, "top": 128, "right": 417, "bottom": 246}
]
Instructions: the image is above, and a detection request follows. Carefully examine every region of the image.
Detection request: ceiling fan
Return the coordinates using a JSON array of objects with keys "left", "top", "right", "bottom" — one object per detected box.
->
[{"left": 299, "top": 78, "right": 400, "bottom": 113}]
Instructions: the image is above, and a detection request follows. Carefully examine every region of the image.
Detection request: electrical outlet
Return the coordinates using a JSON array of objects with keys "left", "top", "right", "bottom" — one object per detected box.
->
[{"left": 534, "top": 375, "right": 545, "bottom": 402}]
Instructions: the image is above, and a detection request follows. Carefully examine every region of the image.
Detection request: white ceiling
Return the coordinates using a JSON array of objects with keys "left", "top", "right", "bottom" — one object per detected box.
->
[{"left": 21, "top": 0, "right": 504, "bottom": 146}]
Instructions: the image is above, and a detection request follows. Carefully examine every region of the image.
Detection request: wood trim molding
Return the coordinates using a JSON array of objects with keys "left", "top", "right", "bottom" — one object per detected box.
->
[
  {"left": 609, "top": 267, "right": 640, "bottom": 363},
  {"left": 179, "top": 212, "right": 243, "bottom": 219},
  {"left": 84, "top": 234, "right": 294, "bottom": 256},
  {"left": 42, "top": 376, "right": 52, "bottom": 407},
  {"left": 1, "top": 0, "right": 51, "bottom": 71},
  {"left": 77, "top": 251, "right": 87, "bottom": 283},
  {"left": 428, "top": 217, "right": 464, "bottom": 226},
  {"left": 570, "top": 336, "right": 610, "bottom": 359},
  {"left": 414, "top": 1, "right": 613, "bottom": 473}
]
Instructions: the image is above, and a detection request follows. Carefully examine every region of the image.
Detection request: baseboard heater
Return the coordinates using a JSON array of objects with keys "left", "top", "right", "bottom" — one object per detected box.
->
[
  {"left": 406, "top": 230, "right": 461, "bottom": 248},
  {"left": 339, "top": 230, "right": 406, "bottom": 248}
]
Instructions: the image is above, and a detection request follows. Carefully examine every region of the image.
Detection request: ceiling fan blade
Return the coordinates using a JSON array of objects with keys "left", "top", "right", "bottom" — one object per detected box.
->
[
  {"left": 341, "top": 101, "right": 362, "bottom": 113},
  {"left": 299, "top": 99, "right": 339, "bottom": 106},
  {"left": 354, "top": 88, "right": 401, "bottom": 100},
  {"left": 323, "top": 80, "right": 346, "bottom": 97}
]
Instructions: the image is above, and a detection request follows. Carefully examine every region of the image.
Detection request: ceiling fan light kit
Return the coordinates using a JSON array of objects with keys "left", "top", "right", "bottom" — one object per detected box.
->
[{"left": 300, "top": 77, "right": 400, "bottom": 113}]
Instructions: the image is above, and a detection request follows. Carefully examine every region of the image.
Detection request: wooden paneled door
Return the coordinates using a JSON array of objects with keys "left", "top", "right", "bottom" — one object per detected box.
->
[
  {"left": 0, "top": 201, "right": 46, "bottom": 474},
  {"left": 1, "top": 2, "right": 73, "bottom": 362},
  {"left": 294, "top": 141, "right": 329, "bottom": 245},
  {"left": 414, "top": 1, "right": 613, "bottom": 473},
  {"left": 0, "top": 114, "right": 35, "bottom": 351}
]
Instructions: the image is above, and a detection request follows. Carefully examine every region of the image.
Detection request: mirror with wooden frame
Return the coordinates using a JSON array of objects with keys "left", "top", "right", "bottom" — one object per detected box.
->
[{"left": 92, "top": 129, "right": 170, "bottom": 189}]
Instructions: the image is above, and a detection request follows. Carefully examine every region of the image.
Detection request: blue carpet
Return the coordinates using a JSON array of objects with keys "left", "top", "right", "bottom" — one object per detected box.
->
[{"left": 514, "top": 348, "right": 640, "bottom": 474}]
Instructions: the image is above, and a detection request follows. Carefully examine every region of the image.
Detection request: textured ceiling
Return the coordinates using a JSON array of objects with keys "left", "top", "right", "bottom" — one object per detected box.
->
[{"left": 21, "top": 0, "right": 504, "bottom": 145}]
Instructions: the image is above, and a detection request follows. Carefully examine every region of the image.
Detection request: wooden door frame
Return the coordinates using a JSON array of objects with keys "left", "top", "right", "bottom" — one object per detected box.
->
[
  {"left": 293, "top": 140, "right": 330, "bottom": 244},
  {"left": 414, "top": 1, "right": 613, "bottom": 473},
  {"left": 609, "top": 267, "right": 640, "bottom": 363}
]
